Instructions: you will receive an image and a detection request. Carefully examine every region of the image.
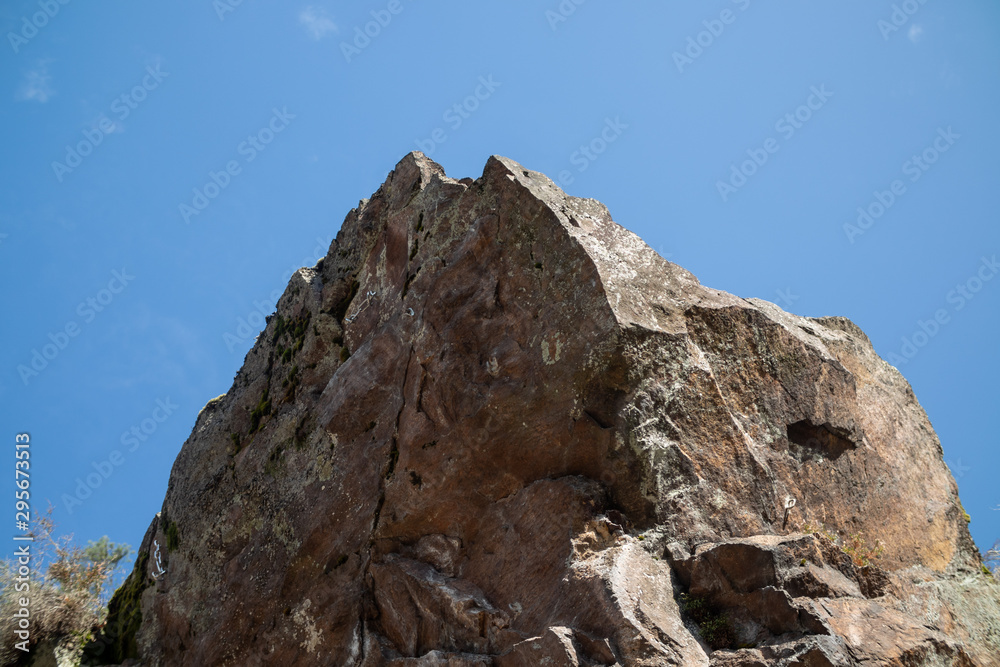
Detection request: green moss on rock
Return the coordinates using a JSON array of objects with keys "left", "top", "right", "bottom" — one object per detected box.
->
[
  {"left": 166, "top": 521, "right": 179, "bottom": 552},
  {"left": 81, "top": 551, "right": 149, "bottom": 664}
]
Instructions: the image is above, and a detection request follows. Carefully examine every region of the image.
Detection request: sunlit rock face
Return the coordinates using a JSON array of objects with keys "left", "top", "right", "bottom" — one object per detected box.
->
[{"left": 95, "top": 153, "right": 1000, "bottom": 667}]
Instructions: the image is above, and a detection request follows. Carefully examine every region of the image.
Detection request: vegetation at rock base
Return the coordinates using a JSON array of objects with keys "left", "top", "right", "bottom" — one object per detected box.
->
[
  {"left": 82, "top": 550, "right": 149, "bottom": 665},
  {"left": 678, "top": 592, "right": 735, "bottom": 650},
  {"left": 0, "top": 507, "right": 131, "bottom": 666}
]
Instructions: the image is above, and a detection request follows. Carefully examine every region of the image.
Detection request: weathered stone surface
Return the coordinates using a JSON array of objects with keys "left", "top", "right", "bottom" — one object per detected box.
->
[
  {"left": 94, "top": 153, "right": 1000, "bottom": 666},
  {"left": 669, "top": 533, "right": 990, "bottom": 664}
]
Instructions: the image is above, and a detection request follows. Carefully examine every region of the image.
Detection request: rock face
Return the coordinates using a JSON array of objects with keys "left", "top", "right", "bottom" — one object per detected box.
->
[{"left": 93, "top": 153, "right": 1000, "bottom": 666}]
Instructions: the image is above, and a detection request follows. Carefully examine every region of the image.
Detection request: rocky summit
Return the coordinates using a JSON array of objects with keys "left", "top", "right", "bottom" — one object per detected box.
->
[{"left": 90, "top": 153, "right": 1000, "bottom": 666}]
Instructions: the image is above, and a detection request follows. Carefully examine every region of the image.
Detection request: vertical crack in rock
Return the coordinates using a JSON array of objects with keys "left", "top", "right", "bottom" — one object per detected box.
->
[{"left": 98, "top": 153, "right": 1000, "bottom": 667}]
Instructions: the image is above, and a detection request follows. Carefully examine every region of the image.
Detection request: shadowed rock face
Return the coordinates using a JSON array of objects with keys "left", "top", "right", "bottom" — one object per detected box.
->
[{"left": 95, "top": 153, "right": 1000, "bottom": 666}]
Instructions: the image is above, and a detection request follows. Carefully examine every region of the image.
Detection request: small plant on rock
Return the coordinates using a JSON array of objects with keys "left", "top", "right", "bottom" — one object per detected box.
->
[
  {"left": 804, "top": 523, "right": 883, "bottom": 568},
  {"left": 679, "top": 592, "right": 735, "bottom": 650},
  {"left": 841, "top": 531, "right": 885, "bottom": 568}
]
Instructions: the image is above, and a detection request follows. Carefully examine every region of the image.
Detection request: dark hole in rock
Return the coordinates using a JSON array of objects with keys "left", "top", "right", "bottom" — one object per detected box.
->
[
  {"left": 584, "top": 409, "right": 613, "bottom": 430},
  {"left": 786, "top": 420, "right": 856, "bottom": 461}
]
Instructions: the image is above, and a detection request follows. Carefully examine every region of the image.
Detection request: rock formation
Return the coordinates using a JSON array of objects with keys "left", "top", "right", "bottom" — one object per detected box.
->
[{"left": 88, "top": 153, "right": 1000, "bottom": 666}]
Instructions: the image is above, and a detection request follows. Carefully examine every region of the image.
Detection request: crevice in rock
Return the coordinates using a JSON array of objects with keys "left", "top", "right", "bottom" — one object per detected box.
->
[
  {"left": 583, "top": 408, "right": 613, "bottom": 430},
  {"left": 401, "top": 269, "right": 419, "bottom": 299},
  {"left": 329, "top": 278, "right": 361, "bottom": 323},
  {"left": 415, "top": 364, "right": 428, "bottom": 416},
  {"left": 358, "top": 345, "right": 416, "bottom": 664},
  {"left": 492, "top": 277, "right": 503, "bottom": 313}
]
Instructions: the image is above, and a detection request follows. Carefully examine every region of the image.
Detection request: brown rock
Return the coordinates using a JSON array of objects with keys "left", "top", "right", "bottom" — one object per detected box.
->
[
  {"left": 494, "top": 627, "right": 582, "bottom": 667},
  {"left": 92, "top": 153, "right": 1000, "bottom": 666}
]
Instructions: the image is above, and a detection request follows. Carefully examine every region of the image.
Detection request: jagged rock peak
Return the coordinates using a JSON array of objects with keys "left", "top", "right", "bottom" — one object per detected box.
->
[{"left": 93, "top": 153, "right": 1000, "bottom": 667}]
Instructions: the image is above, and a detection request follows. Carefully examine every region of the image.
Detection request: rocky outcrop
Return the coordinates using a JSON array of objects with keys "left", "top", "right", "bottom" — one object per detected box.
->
[{"left": 92, "top": 153, "right": 1000, "bottom": 666}]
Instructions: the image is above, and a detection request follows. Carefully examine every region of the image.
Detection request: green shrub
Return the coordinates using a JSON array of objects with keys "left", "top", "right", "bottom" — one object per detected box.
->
[
  {"left": 678, "top": 593, "right": 734, "bottom": 650},
  {"left": 0, "top": 508, "right": 131, "bottom": 665},
  {"left": 271, "top": 312, "right": 311, "bottom": 359},
  {"left": 249, "top": 388, "right": 272, "bottom": 434}
]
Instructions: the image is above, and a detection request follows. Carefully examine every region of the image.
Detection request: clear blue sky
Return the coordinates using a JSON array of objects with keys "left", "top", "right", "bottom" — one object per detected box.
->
[{"left": 1, "top": 1, "right": 998, "bottom": 573}]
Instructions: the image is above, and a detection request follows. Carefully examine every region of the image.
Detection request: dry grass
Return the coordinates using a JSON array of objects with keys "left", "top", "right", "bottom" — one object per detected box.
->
[{"left": 0, "top": 507, "right": 130, "bottom": 665}]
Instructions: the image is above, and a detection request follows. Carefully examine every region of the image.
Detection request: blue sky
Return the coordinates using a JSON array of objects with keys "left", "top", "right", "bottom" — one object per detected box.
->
[{"left": 1, "top": 1, "right": 998, "bottom": 576}]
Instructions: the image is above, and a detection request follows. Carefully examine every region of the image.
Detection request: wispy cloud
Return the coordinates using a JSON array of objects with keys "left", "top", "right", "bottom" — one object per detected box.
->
[
  {"left": 299, "top": 6, "right": 337, "bottom": 40},
  {"left": 16, "top": 61, "right": 55, "bottom": 103},
  {"left": 908, "top": 24, "right": 924, "bottom": 43}
]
